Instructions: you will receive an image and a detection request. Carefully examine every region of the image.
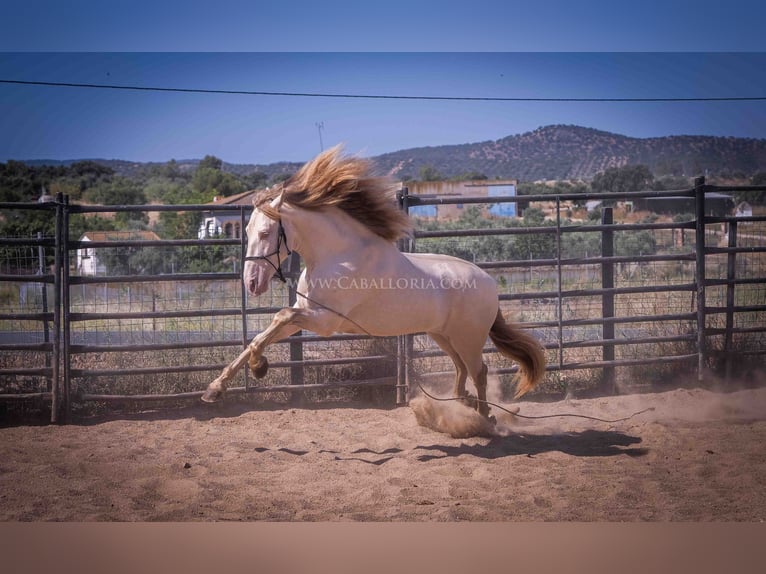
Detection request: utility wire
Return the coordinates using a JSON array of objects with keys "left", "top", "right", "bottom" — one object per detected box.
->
[{"left": 1, "top": 79, "right": 765, "bottom": 102}]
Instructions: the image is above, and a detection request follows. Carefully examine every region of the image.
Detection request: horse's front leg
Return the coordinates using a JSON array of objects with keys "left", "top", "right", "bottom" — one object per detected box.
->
[{"left": 201, "top": 307, "right": 338, "bottom": 403}]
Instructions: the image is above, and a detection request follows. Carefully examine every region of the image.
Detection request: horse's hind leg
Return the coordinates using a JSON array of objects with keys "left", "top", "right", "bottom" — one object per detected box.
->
[
  {"left": 451, "top": 338, "right": 492, "bottom": 419},
  {"left": 473, "top": 362, "right": 490, "bottom": 418}
]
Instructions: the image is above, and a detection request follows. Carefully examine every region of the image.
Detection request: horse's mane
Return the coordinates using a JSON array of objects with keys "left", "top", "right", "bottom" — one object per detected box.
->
[{"left": 254, "top": 145, "right": 411, "bottom": 242}]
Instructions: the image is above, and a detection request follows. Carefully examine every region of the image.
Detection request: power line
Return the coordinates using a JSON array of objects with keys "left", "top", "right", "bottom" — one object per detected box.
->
[{"left": 1, "top": 78, "right": 766, "bottom": 103}]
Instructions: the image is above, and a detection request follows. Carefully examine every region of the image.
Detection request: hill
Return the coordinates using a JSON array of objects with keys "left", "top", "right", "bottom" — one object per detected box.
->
[
  {"left": 17, "top": 125, "right": 766, "bottom": 182},
  {"left": 372, "top": 125, "right": 766, "bottom": 181}
]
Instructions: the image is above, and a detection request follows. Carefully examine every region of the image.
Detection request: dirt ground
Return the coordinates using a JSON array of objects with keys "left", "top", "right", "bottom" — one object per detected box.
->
[{"left": 1, "top": 386, "right": 765, "bottom": 521}]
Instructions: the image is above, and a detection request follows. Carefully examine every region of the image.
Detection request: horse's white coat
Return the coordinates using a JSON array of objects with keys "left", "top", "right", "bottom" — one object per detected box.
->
[{"left": 204, "top": 152, "right": 545, "bottom": 416}]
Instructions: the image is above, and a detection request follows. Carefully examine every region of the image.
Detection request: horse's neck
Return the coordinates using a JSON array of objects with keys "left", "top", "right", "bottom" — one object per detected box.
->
[{"left": 283, "top": 206, "right": 389, "bottom": 268}]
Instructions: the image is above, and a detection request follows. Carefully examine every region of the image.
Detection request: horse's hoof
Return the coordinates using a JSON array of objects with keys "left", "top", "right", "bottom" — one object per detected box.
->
[
  {"left": 251, "top": 355, "right": 269, "bottom": 378},
  {"left": 201, "top": 388, "right": 222, "bottom": 403}
]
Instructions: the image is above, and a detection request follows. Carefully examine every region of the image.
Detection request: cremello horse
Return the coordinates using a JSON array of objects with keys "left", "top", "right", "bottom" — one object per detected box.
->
[{"left": 202, "top": 146, "right": 546, "bottom": 418}]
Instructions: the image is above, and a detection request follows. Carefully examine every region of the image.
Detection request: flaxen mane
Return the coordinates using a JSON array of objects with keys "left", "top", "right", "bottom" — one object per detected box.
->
[{"left": 255, "top": 145, "right": 411, "bottom": 242}]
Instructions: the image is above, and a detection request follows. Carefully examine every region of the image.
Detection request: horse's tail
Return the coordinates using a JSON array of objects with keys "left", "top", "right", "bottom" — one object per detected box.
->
[{"left": 488, "top": 308, "right": 546, "bottom": 399}]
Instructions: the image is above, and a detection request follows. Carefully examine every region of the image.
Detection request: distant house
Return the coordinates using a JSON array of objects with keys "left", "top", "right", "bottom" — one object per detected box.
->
[
  {"left": 77, "top": 230, "right": 160, "bottom": 276},
  {"left": 585, "top": 200, "right": 603, "bottom": 212},
  {"left": 403, "top": 180, "right": 518, "bottom": 220},
  {"left": 198, "top": 190, "right": 261, "bottom": 239},
  {"left": 735, "top": 201, "right": 753, "bottom": 218}
]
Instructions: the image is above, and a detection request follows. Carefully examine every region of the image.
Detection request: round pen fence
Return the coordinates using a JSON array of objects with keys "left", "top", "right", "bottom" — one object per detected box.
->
[{"left": 1, "top": 178, "right": 765, "bottom": 423}]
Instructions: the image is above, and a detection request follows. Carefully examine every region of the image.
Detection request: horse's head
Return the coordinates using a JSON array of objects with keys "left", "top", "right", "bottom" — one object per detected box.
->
[{"left": 243, "top": 192, "right": 289, "bottom": 296}]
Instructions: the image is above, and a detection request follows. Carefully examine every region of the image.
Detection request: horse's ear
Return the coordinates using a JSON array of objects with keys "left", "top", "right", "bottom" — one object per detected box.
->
[{"left": 271, "top": 189, "right": 285, "bottom": 210}]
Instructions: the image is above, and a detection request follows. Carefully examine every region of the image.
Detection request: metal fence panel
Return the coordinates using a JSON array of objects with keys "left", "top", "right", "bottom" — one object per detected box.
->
[{"left": 1, "top": 181, "right": 765, "bottom": 422}]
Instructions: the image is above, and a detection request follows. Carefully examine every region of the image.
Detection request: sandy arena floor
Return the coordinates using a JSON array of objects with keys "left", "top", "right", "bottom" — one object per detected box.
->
[{"left": 1, "top": 386, "right": 765, "bottom": 521}]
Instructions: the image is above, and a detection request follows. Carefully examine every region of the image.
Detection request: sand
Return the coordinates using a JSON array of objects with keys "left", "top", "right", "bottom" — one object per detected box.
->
[{"left": 1, "top": 386, "right": 765, "bottom": 521}]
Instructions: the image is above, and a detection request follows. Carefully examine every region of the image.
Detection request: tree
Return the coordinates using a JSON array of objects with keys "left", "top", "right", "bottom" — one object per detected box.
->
[
  {"left": 191, "top": 167, "right": 245, "bottom": 200},
  {"left": 198, "top": 155, "right": 223, "bottom": 171},
  {"left": 419, "top": 165, "right": 443, "bottom": 182},
  {"left": 591, "top": 165, "right": 654, "bottom": 194},
  {"left": 615, "top": 230, "right": 656, "bottom": 257},
  {"left": 82, "top": 178, "right": 148, "bottom": 228},
  {"left": 514, "top": 208, "right": 555, "bottom": 260},
  {"left": 733, "top": 173, "right": 766, "bottom": 205}
]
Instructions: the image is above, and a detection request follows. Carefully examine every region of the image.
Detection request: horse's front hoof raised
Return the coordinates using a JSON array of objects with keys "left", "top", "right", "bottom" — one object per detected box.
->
[
  {"left": 201, "top": 388, "right": 223, "bottom": 403},
  {"left": 250, "top": 355, "right": 269, "bottom": 378}
]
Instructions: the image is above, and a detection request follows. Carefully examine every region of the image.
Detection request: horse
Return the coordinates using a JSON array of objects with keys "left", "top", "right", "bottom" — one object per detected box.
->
[{"left": 201, "top": 145, "right": 546, "bottom": 419}]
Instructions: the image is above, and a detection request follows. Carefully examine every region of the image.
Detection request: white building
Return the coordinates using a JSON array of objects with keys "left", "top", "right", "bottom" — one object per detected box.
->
[
  {"left": 77, "top": 230, "right": 160, "bottom": 276},
  {"left": 735, "top": 201, "right": 753, "bottom": 218},
  {"left": 198, "top": 190, "right": 261, "bottom": 239}
]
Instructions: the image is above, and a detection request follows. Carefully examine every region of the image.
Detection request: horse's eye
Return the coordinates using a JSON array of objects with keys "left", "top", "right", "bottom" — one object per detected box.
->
[{"left": 258, "top": 231, "right": 270, "bottom": 240}]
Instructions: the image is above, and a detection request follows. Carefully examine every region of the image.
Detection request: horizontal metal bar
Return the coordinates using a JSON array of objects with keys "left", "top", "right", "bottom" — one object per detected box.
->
[
  {"left": 705, "top": 277, "right": 766, "bottom": 287},
  {"left": 0, "top": 237, "right": 56, "bottom": 247},
  {"left": 0, "top": 343, "right": 53, "bottom": 352},
  {"left": 417, "top": 355, "right": 698, "bottom": 381},
  {"left": 68, "top": 339, "right": 243, "bottom": 354},
  {"left": 412, "top": 334, "right": 696, "bottom": 360},
  {"left": 0, "top": 202, "right": 57, "bottom": 211},
  {"left": 68, "top": 203, "right": 254, "bottom": 214},
  {"left": 0, "top": 392, "right": 52, "bottom": 402},
  {"left": 500, "top": 282, "right": 696, "bottom": 301},
  {"left": 706, "top": 347, "right": 766, "bottom": 357},
  {"left": 77, "top": 377, "right": 395, "bottom": 403},
  {"left": 414, "top": 220, "right": 694, "bottom": 239},
  {"left": 69, "top": 272, "right": 241, "bottom": 285},
  {"left": 706, "top": 246, "right": 766, "bottom": 254},
  {"left": 705, "top": 215, "right": 766, "bottom": 224},
  {"left": 69, "top": 308, "right": 245, "bottom": 322},
  {"left": 478, "top": 252, "right": 696, "bottom": 270},
  {"left": 71, "top": 363, "right": 229, "bottom": 377},
  {"left": 545, "top": 353, "right": 698, "bottom": 372},
  {"left": 415, "top": 226, "right": 557, "bottom": 238},
  {"left": 0, "top": 312, "right": 55, "bottom": 321},
  {"left": 0, "top": 274, "right": 55, "bottom": 284},
  {"left": 0, "top": 367, "right": 53, "bottom": 376},
  {"left": 705, "top": 304, "right": 766, "bottom": 314},
  {"left": 68, "top": 238, "right": 241, "bottom": 249},
  {"left": 556, "top": 221, "right": 697, "bottom": 233},
  {"left": 410, "top": 188, "right": 696, "bottom": 207},
  {"left": 70, "top": 354, "right": 393, "bottom": 378},
  {"left": 561, "top": 334, "right": 697, "bottom": 349},
  {"left": 518, "top": 312, "right": 698, "bottom": 329},
  {"left": 705, "top": 325, "right": 766, "bottom": 336},
  {"left": 68, "top": 331, "right": 384, "bottom": 354}
]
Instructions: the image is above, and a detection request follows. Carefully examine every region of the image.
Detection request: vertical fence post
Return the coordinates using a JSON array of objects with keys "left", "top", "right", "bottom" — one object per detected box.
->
[
  {"left": 555, "top": 197, "right": 566, "bottom": 396},
  {"left": 396, "top": 187, "right": 410, "bottom": 406},
  {"left": 50, "top": 194, "right": 63, "bottom": 423},
  {"left": 724, "top": 219, "right": 737, "bottom": 381},
  {"left": 61, "top": 194, "right": 71, "bottom": 422},
  {"left": 601, "top": 206, "right": 615, "bottom": 393},
  {"left": 239, "top": 206, "right": 250, "bottom": 391},
  {"left": 694, "top": 176, "right": 707, "bottom": 382},
  {"left": 37, "top": 231, "right": 51, "bottom": 388},
  {"left": 287, "top": 251, "right": 305, "bottom": 405}
]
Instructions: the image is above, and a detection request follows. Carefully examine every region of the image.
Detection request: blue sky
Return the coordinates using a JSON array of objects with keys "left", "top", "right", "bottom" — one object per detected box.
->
[{"left": 1, "top": 2, "right": 765, "bottom": 165}]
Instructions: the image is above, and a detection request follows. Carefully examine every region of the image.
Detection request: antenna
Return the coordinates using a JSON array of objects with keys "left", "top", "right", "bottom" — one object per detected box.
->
[{"left": 315, "top": 121, "right": 324, "bottom": 151}]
